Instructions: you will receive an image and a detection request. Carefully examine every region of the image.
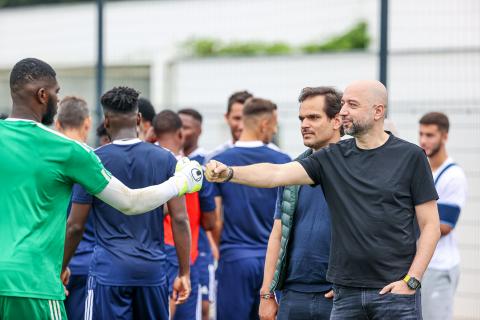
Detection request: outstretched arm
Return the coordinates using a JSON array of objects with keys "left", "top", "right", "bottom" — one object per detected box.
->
[
  {"left": 205, "top": 160, "right": 313, "bottom": 188},
  {"left": 95, "top": 159, "right": 203, "bottom": 216}
]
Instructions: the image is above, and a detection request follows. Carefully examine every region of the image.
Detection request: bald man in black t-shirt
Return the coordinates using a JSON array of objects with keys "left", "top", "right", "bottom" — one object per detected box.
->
[{"left": 206, "top": 80, "right": 440, "bottom": 320}]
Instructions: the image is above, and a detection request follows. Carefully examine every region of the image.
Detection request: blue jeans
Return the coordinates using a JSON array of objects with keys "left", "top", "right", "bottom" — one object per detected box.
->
[
  {"left": 331, "top": 285, "right": 422, "bottom": 320},
  {"left": 278, "top": 289, "right": 333, "bottom": 320}
]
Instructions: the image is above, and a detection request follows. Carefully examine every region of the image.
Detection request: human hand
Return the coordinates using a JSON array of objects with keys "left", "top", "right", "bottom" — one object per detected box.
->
[
  {"left": 259, "top": 296, "right": 278, "bottom": 320},
  {"left": 379, "top": 280, "right": 416, "bottom": 295},
  {"left": 172, "top": 274, "right": 191, "bottom": 305},
  {"left": 205, "top": 160, "right": 232, "bottom": 183},
  {"left": 324, "top": 289, "right": 334, "bottom": 299},
  {"left": 172, "top": 157, "right": 203, "bottom": 196},
  {"left": 61, "top": 267, "right": 71, "bottom": 296}
]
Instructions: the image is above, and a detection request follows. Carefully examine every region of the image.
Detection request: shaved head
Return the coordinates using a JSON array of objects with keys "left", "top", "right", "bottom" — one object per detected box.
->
[{"left": 345, "top": 80, "right": 388, "bottom": 107}]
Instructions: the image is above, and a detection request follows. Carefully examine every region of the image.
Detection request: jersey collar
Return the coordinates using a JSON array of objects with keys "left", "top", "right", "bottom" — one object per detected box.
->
[
  {"left": 234, "top": 140, "right": 265, "bottom": 148},
  {"left": 4, "top": 118, "right": 36, "bottom": 123},
  {"left": 112, "top": 138, "right": 142, "bottom": 145}
]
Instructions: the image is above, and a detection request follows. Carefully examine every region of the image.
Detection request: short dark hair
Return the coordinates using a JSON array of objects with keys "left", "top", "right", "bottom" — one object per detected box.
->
[
  {"left": 153, "top": 110, "right": 182, "bottom": 136},
  {"left": 227, "top": 90, "right": 253, "bottom": 114},
  {"left": 243, "top": 98, "right": 277, "bottom": 118},
  {"left": 138, "top": 98, "right": 156, "bottom": 123},
  {"left": 57, "top": 96, "right": 89, "bottom": 129},
  {"left": 178, "top": 108, "right": 203, "bottom": 124},
  {"left": 298, "top": 87, "right": 343, "bottom": 120},
  {"left": 10, "top": 58, "right": 56, "bottom": 93},
  {"left": 0, "top": 113, "right": 8, "bottom": 120},
  {"left": 96, "top": 121, "right": 107, "bottom": 138},
  {"left": 101, "top": 86, "right": 140, "bottom": 113},
  {"left": 419, "top": 112, "right": 450, "bottom": 133}
]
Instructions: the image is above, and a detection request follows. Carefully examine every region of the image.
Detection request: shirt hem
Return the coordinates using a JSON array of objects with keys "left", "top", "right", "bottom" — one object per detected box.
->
[{"left": 0, "top": 290, "right": 64, "bottom": 301}]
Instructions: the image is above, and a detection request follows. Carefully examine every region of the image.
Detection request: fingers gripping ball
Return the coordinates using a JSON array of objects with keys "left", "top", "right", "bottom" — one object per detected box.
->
[{"left": 173, "top": 157, "right": 203, "bottom": 196}]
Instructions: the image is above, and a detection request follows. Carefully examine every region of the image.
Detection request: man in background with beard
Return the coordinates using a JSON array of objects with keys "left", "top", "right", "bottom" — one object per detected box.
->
[{"left": 419, "top": 112, "right": 467, "bottom": 320}]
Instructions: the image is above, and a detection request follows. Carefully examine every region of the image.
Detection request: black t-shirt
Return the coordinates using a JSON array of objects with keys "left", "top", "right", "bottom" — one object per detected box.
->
[{"left": 297, "top": 134, "right": 438, "bottom": 288}]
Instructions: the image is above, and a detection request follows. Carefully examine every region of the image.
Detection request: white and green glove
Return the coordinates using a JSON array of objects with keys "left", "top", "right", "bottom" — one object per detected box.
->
[{"left": 172, "top": 157, "right": 203, "bottom": 196}]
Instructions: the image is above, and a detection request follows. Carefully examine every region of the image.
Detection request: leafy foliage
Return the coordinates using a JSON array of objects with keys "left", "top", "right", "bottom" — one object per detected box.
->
[
  {"left": 183, "top": 21, "right": 370, "bottom": 58},
  {"left": 301, "top": 21, "right": 370, "bottom": 54}
]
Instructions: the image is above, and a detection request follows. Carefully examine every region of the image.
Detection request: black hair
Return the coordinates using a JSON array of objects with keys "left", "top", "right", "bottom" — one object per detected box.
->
[
  {"left": 0, "top": 113, "right": 8, "bottom": 120},
  {"left": 138, "top": 97, "right": 156, "bottom": 123},
  {"left": 227, "top": 90, "right": 253, "bottom": 114},
  {"left": 10, "top": 58, "right": 56, "bottom": 93},
  {"left": 298, "top": 87, "right": 343, "bottom": 120},
  {"left": 57, "top": 96, "right": 89, "bottom": 129},
  {"left": 100, "top": 86, "right": 140, "bottom": 113},
  {"left": 178, "top": 108, "right": 203, "bottom": 124},
  {"left": 152, "top": 110, "right": 182, "bottom": 136},
  {"left": 96, "top": 121, "right": 108, "bottom": 138}
]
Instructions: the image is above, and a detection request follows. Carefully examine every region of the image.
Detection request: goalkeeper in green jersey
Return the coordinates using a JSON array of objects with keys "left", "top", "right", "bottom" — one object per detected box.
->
[{"left": 0, "top": 58, "right": 203, "bottom": 319}]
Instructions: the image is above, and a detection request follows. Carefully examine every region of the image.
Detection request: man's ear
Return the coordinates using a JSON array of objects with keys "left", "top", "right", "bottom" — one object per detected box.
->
[
  {"left": 442, "top": 131, "right": 449, "bottom": 144},
  {"left": 136, "top": 113, "right": 141, "bottom": 126},
  {"left": 374, "top": 104, "right": 386, "bottom": 121},
  {"left": 104, "top": 115, "right": 110, "bottom": 129},
  {"left": 37, "top": 87, "right": 48, "bottom": 105},
  {"left": 54, "top": 119, "right": 62, "bottom": 131},
  {"left": 332, "top": 114, "right": 342, "bottom": 130},
  {"left": 260, "top": 117, "right": 269, "bottom": 133},
  {"left": 84, "top": 116, "right": 92, "bottom": 133}
]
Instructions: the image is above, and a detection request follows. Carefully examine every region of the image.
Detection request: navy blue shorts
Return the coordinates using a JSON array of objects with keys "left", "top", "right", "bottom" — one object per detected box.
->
[
  {"left": 216, "top": 257, "right": 265, "bottom": 320},
  {"left": 166, "top": 259, "right": 201, "bottom": 320},
  {"left": 64, "top": 274, "right": 88, "bottom": 320},
  {"left": 84, "top": 276, "right": 169, "bottom": 320},
  {"left": 196, "top": 252, "right": 216, "bottom": 302}
]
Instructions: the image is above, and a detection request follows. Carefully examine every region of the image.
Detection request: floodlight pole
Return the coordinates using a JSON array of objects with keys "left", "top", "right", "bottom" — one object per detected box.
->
[
  {"left": 379, "top": 0, "right": 388, "bottom": 88},
  {"left": 96, "top": 0, "right": 105, "bottom": 142}
]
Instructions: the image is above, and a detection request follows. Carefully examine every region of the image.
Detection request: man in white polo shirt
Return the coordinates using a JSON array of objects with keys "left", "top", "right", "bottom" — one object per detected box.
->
[{"left": 419, "top": 112, "right": 468, "bottom": 320}]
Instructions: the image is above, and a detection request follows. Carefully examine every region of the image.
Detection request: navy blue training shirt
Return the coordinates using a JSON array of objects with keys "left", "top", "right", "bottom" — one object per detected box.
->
[
  {"left": 212, "top": 142, "right": 291, "bottom": 262},
  {"left": 72, "top": 139, "right": 177, "bottom": 286},
  {"left": 190, "top": 152, "right": 216, "bottom": 255},
  {"left": 69, "top": 190, "right": 95, "bottom": 276},
  {"left": 274, "top": 184, "right": 332, "bottom": 293}
]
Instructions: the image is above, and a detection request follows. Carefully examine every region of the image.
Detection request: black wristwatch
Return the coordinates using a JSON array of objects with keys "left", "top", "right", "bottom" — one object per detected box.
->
[{"left": 403, "top": 275, "right": 421, "bottom": 290}]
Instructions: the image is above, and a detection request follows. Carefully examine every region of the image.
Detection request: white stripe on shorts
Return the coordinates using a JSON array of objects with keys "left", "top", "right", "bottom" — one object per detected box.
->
[
  {"left": 208, "top": 263, "right": 216, "bottom": 302},
  {"left": 196, "top": 284, "right": 202, "bottom": 320},
  {"left": 48, "top": 300, "right": 55, "bottom": 320},
  {"left": 55, "top": 300, "right": 61, "bottom": 320},
  {"left": 85, "top": 287, "right": 94, "bottom": 320}
]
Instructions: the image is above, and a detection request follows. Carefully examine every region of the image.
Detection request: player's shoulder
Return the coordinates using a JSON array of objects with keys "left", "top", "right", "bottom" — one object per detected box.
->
[
  {"left": 132, "top": 141, "right": 177, "bottom": 159},
  {"left": 439, "top": 160, "right": 467, "bottom": 184},
  {"left": 263, "top": 145, "right": 291, "bottom": 162},
  {"left": 389, "top": 134, "right": 423, "bottom": 153},
  {"left": 35, "top": 122, "right": 93, "bottom": 153},
  {"left": 206, "top": 142, "right": 231, "bottom": 162}
]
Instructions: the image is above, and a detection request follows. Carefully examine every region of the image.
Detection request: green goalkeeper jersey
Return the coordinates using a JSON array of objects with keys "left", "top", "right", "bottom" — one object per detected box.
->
[{"left": 0, "top": 119, "right": 111, "bottom": 300}]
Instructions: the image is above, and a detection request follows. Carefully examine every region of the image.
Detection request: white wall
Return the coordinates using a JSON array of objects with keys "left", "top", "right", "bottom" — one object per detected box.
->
[{"left": 0, "top": 0, "right": 479, "bottom": 318}]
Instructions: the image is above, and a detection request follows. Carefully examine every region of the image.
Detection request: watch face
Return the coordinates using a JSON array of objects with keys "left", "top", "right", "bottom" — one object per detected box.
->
[{"left": 408, "top": 278, "right": 420, "bottom": 289}]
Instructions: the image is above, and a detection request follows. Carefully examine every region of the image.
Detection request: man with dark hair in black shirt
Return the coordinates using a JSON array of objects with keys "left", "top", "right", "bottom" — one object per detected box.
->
[{"left": 206, "top": 80, "right": 440, "bottom": 319}]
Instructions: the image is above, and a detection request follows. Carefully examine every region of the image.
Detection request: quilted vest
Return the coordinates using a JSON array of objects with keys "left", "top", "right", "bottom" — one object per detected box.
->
[{"left": 269, "top": 148, "right": 313, "bottom": 292}]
